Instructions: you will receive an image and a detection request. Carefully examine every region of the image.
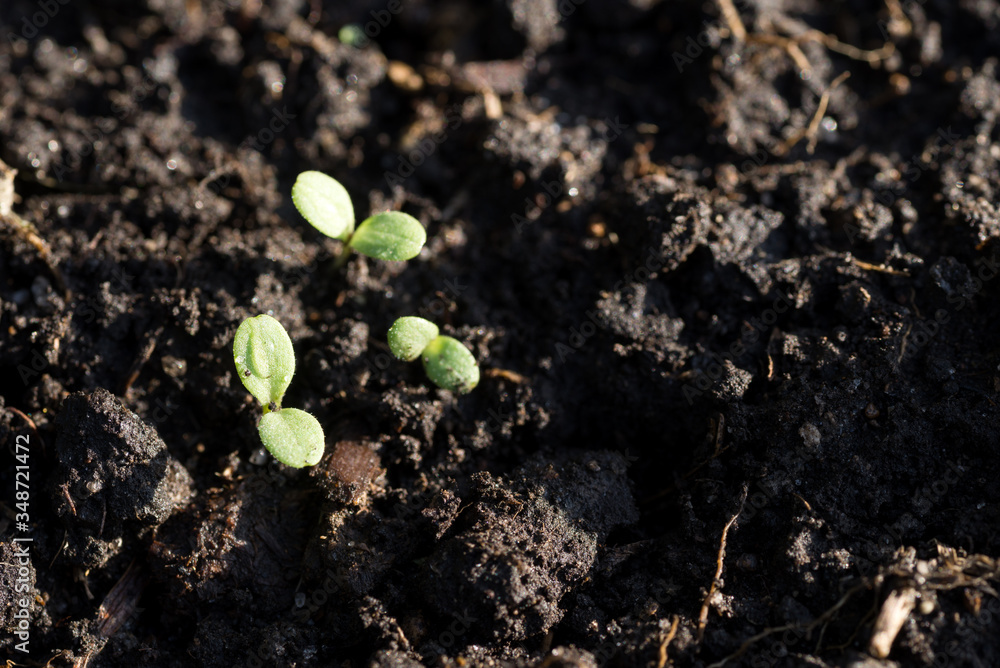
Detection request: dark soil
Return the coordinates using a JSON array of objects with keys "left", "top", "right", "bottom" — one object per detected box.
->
[{"left": 2, "top": 0, "right": 1000, "bottom": 666}]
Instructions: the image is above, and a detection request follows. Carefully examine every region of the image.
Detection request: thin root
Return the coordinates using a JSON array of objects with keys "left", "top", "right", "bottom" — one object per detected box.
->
[
  {"left": 697, "top": 487, "right": 748, "bottom": 643},
  {"left": 0, "top": 158, "right": 71, "bottom": 300},
  {"left": 658, "top": 615, "right": 680, "bottom": 668},
  {"left": 775, "top": 71, "right": 851, "bottom": 156},
  {"left": 716, "top": 0, "right": 747, "bottom": 42},
  {"left": 707, "top": 581, "right": 869, "bottom": 668}
]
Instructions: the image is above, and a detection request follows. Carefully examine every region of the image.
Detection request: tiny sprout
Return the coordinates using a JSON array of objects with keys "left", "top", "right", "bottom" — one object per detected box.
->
[
  {"left": 338, "top": 24, "right": 368, "bottom": 48},
  {"left": 292, "top": 171, "right": 426, "bottom": 267},
  {"left": 234, "top": 314, "right": 325, "bottom": 468},
  {"left": 388, "top": 316, "right": 480, "bottom": 394}
]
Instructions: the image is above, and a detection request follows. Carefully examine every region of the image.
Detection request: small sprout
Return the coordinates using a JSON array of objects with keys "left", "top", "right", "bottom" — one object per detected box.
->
[
  {"left": 292, "top": 171, "right": 426, "bottom": 267},
  {"left": 388, "top": 316, "right": 439, "bottom": 361},
  {"left": 257, "top": 408, "right": 325, "bottom": 469},
  {"left": 234, "top": 315, "right": 325, "bottom": 468},
  {"left": 338, "top": 24, "right": 368, "bottom": 48},
  {"left": 233, "top": 313, "right": 294, "bottom": 406},
  {"left": 291, "top": 171, "right": 354, "bottom": 240},
  {"left": 422, "top": 335, "right": 480, "bottom": 395},
  {"left": 388, "top": 316, "right": 480, "bottom": 394},
  {"left": 348, "top": 211, "right": 427, "bottom": 261}
]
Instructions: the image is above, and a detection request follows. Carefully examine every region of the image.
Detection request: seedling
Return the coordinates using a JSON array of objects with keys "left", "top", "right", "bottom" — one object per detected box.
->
[
  {"left": 388, "top": 316, "right": 480, "bottom": 394},
  {"left": 292, "top": 170, "right": 426, "bottom": 267},
  {"left": 233, "top": 314, "right": 325, "bottom": 467}
]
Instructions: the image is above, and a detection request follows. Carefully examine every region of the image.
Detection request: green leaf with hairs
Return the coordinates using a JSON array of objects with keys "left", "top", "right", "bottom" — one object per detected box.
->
[
  {"left": 422, "top": 335, "right": 480, "bottom": 394},
  {"left": 292, "top": 171, "right": 355, "bottom": 240},
  {"left": 349, "top": 211, "right": 426, "bottom": 261},
  {"left": 233, "top": 314, "right": 295, "bottom": 406},
  {"left": 388, "top": 316, "right": 440, "bottom": 361},
  {"left": 258, "top": 408, "right": 325, "bottom": 468}
]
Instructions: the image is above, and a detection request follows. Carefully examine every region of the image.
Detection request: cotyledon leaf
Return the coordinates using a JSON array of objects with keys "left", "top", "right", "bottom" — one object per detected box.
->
[
  {"left": 349, "top": 211, "right": 426, "bottom": 261},
  {"left": 233, "top": 314, "right": 295, "bottom": 406},
  {"left": 292, "top": 171, "right": 355, "bottom": 240},
  {"left": 258, "top": 407, "right": 325, "bottom": 468},
  {"left": 422, "top": 335, "right": 480, "bottom": 394},
  {"left": 388, "top": 316, "right": 440, "bottom": 361}
]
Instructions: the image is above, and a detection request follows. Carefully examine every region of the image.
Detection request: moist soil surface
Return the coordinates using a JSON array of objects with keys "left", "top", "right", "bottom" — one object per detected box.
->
[{"left": 2, "top": 1, "right": 1000, "bottom": 666}]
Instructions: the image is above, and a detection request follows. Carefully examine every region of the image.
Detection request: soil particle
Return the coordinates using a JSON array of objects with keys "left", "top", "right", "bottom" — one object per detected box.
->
[
  {"left": 620, "top": 175, "right": 708, "bottom": 275},
  {"left": 315, "top": 439, "right": 385, "bottom": 504},
  {"left": 51, "top": 388, "right": 194, "bottom": 568},
  {"left": 422, "top": 450, "right": 637, "bottom": 643},
  {"left": 149, "top": 472, "right": 316, "bottom": 614},
  {"left": 505, "top": 0, "right": 569, "bottom": 54},
  {"left": 487, "top": 108, "right": 609, "bottom": 200}
]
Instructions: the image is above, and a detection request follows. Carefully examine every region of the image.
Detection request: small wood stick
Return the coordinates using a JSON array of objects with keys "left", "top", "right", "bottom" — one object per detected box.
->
[
  {"left": 716, "top": 0, "right": 747, "bottom": 42},
  {"left": 869, "top": 587, "right": 917, "bottom": 658},
  {"left": 697, "top": 487, "right": 748, "bottom": 643}
]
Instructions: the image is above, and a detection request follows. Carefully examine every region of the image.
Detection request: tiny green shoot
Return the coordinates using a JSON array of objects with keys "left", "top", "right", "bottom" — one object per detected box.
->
[
  {"left": 338, "top": 24, "right": 368, "bottom": 48},
  {"left": 234, "top": 314, "right": 325, "bottom": 468},
  {"left": 388, "top": 316, "right": 480, "bottom": 394},
  {"left": 292, "top": 171, "right": 426, "bottom": 267},
  {"left": 387, "top": 316, "right": 439, "bottom": 362}
]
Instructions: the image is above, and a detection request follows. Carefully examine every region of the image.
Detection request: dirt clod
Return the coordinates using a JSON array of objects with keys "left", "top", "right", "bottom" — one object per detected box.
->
[
  {"left": 51, "top": 388, "right": 193, "bottom": 568},
  {"left": 423, "top": 450, "right": 637, "bottom": 642}
]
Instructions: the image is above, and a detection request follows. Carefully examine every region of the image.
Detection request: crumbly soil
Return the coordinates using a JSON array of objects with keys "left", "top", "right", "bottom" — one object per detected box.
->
[{"left": 2, "top": 0, "right": 1000, "bottom": 666}]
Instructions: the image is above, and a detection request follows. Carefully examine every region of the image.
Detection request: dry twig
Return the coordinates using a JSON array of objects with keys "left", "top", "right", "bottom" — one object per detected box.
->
[
  {"left": 697, "top": 487, "right": 748, "bottom": 643},
  {"left": 0, "top": 158, "right": 70, "bottom": 300},
  {"left": 775, "top": 72, "right": 851, "bottom": 156},
  {"left": 658, "top": 615, "right": 681, "bottom": 668}
]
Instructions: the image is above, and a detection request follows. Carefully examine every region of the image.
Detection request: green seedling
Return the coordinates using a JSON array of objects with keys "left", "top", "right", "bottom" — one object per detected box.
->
[
  {"left": 234, "top": 314, "right": 325, "bottom": 467},
  {"left": 292, "top": 170, "right": 426, "bottom": 267},
  {"left": 388, "top": 316, "right": 480, "bottom": 394}
]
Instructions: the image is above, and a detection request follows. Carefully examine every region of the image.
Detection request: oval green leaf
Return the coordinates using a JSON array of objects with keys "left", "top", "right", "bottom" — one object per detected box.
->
[
  {"left": 349, "top": 211, "right": 426, "bottom": 261},
  {"left": 291, "top": 171, "right": 355, "bottom": 240},
  {"left": 388, "top": 316, "right": 440, "bottom": 361},
  {"left": 233, "top": 314, "right": 295, "bottom": 406},
  {"left": 258, "top": 408, "right": 325, "bottom": 468},
  {"left": 422, "top": 335, "right": 480, "bottom": 394}
]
